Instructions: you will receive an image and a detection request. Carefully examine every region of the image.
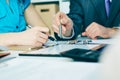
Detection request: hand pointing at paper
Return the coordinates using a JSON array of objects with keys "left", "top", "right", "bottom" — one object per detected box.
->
[{"left": 52, "top": 12, "right": 74, "bottom": 37}]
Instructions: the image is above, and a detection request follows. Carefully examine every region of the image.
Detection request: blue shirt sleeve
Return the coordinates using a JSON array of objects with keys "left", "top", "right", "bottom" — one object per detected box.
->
[{"left": 23, "top": 0, "right": 31, "bottom": 10}]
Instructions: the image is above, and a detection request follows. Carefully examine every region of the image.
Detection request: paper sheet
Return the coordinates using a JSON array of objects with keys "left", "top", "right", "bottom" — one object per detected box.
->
[
  {"left": 26, "top": 44, "right": 92, "bottom": 54},
  {"left": 27, "top": 38, "right": 113, "bottom": 55},
  {"left": 90, "top": 39, "right": 114, "bottom": 44}
]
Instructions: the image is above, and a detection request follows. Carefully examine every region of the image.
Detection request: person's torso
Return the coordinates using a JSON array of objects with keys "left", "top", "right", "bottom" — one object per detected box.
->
[
  {"left": 68, "top": 0, "right": 120, "bottom": 32},
  {"left": 0, "top": 0, "right": 26, "bottom": 33},
  {"left": 81, "top": 0, "right": 120, "bottom": 29}
]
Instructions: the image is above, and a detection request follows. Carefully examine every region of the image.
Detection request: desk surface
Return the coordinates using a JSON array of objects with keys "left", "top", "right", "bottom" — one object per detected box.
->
[
  {"left": 0, "top": 39, "right": 103, "bottom": 80},
  {"left": 0, "top": 56, "right": 99, "bottom": 80}
]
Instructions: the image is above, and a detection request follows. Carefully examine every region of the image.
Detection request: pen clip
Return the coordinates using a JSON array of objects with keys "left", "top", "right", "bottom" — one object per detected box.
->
[{"left": 59, "top": 19, "right": 63, "bottom": 38}]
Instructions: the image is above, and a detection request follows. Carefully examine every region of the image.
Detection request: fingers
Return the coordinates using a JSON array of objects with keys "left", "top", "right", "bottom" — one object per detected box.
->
[
  {"left": 83, "top": 22, "right": 102, "bottom": 39},
  {"left": 33, "top": 42, "right": 43, "bottom": 48},
  {"left": 33, "top": 32, "right": 48, "bottom": 47},
  {"left": 31, "top": 27, "right": 49, "bottom": 47},
  {"left": 52, "top": 24, "right": 67, "bottom": 35},
  {"left": 37, "top": 29, "right": 48, "bottom": 43},
  {"left": 87, "top": 28, "right": 98, "bottom": 39},
  {"left": 60, "top": 14, "right": 70, "bottom": 25},
  {"left": 35, "top": 27, "right": 49, "bottom": 35},
  {"left": 82, "top": 32, "right": 87, "bottom": 36},
  {"left": 37, "top": 35, "right": 47, "bottom": 44},
  {"left": 39, "top": 32, "right": 48, "bottom": 40},
  {"left": 52, "top": 12, "right": 71, "bottom": 34},
  {"left": 82, "top": 31, "right": 97, "bottom": 39},
  {"left": 54, "top": 12, "right": 68, "bottom": 26}
]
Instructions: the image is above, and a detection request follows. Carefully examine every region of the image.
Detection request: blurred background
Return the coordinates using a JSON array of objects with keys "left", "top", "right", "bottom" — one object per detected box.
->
[{"left": 31, "top": 0, "right": 70, "bottom": 36}]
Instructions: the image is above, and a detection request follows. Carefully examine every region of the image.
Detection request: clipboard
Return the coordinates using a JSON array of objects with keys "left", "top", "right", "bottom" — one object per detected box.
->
[{"left": 19, "top": 53, "right": 61, "bottom": 57}]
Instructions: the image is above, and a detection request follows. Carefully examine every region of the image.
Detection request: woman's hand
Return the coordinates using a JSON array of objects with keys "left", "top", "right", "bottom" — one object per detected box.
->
[{"left": 17, "top": 27, "right": 49, "bottom": 47}]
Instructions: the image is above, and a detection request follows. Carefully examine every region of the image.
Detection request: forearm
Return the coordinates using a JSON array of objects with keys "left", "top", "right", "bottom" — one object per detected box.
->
[
  {"left": 25, "top": 4, "right": 47, "bottom": 27},
  {"left": 0, "top": 33, "right": 21, "bottom": 46},
  {"left": 107, "top": 27, "right": 120, "bottom": 38}
]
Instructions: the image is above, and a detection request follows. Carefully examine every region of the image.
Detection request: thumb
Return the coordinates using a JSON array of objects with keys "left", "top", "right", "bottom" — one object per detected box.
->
[
  {"left": 61, "top": 15, "right": 70, "bottom": 25},
  {"left": 82, "top": 32, "right": 87, "bottom": 36}
]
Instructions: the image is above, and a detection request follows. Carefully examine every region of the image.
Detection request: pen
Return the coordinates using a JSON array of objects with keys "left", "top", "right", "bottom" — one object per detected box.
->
[
  {"left": 27, "top": 25, "right": 32, "bottom": 29},
  {"left": 59, "top": 19, "right": 62, "bottom": 38},
  {"left": 28, "top": 25, "right": 56, "bottom": 41},
  {"left": 48, "top": 36, "right": 56, "bottom": 41}
]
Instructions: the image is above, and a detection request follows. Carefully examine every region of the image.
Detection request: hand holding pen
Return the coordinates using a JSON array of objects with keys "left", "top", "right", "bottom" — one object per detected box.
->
[
  {"left": 21, "top": 26, "right": 49, "bottom": 47},
  {"left": 52, "top": 12, "right": 74, "bottom": 38}
]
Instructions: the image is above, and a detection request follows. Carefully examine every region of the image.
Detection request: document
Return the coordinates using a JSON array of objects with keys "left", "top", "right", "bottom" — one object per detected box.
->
[
  {"left": 19, "top": 37, "right": 112, "bottom": 55},
  {"left": 20, "top": 44, "right": 89, "bottom": 55},
  {"left": 89, "top": 39, "right": 114, "bottom": 44}
]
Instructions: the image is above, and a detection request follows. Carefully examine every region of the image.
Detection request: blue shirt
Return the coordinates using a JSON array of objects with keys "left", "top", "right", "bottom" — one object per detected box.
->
[{"left": 0, "top": 0, "right": 30, "bottom": 33}]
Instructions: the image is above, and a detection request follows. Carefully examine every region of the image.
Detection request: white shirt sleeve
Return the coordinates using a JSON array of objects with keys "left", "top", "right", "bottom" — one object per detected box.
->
[{"left": 58, "top": 29, "right": 75, "bottom": 39}]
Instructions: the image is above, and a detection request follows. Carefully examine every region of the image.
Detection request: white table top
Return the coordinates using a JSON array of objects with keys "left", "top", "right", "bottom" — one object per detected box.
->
[
  {"left": 0, "top": 38, "right": 105, "bottom": 80},
  {"left": 0, "top": 56, "right": 99, "bottom": 80}
]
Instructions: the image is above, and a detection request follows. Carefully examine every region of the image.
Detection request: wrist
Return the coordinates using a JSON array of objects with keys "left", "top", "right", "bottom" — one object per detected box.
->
[
  {"left": 7, "top": 32, "right": 25, "bottom": 46},
  {"left": 0, "top": 33, "right": 21, "bottom": 46},
  {"left": 107, "top": 28, "right": 119, "bottom": 38},
  {"left": 64, "top": 28, "right": 73, "bottom": 37}
]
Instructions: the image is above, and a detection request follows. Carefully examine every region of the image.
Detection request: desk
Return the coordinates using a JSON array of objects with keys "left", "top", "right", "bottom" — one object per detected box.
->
[
  {"left": 0, "top": 56, "right": 99, "bottom": 80},
  {"left": 0, "top": 43, "right": 101, "bottom": 80}
]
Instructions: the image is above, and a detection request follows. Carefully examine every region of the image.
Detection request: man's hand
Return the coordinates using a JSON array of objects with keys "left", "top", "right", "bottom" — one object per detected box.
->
[
  {"left": 82, "top": 22, "right": 118, "bottom": 39},
  {"left": 52, "top": 12, "right": 73, "bottom": 37}
]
